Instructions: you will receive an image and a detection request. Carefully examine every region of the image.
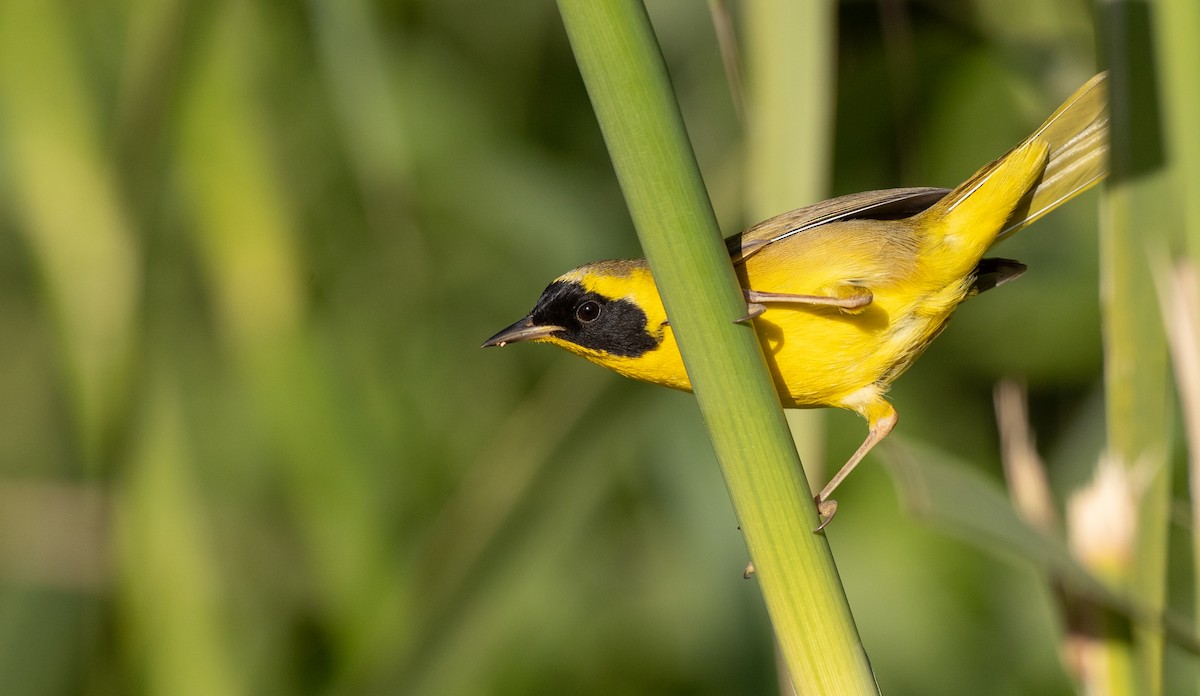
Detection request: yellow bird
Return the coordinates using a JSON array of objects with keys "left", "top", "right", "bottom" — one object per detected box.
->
[{"left": 484, "top": 73, "right": 1108, "bottom": 529}]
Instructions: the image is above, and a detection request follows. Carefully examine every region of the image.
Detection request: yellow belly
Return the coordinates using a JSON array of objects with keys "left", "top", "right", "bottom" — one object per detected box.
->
[
  {"left": 751, "top": 279, "right": 968, "bottom": 410},
  {"left": 734, "top": 218, "right": 971, "bottom": 411}
]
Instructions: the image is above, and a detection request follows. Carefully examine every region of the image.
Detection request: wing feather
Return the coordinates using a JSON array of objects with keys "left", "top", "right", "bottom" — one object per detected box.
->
[{"left": 727, "top": 187, "right": 949, "bottom": 264}]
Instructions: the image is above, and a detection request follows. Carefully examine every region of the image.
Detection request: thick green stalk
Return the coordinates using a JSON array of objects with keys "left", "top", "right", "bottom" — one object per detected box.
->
[
  {"left": 743, "top": 0, "right": 835, "bottom": 482},
  {"left": 554, "top": 1, "right": 876, "bottom": 693},
  {"left": 1097, "top": 2, "right": 1175, "bottom": 693}
]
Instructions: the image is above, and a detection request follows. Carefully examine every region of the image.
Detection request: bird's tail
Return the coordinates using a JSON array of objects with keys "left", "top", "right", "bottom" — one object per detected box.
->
[
  {"left": 912, "top": 72, "right": 1109, "bottom": 276},
  {"left": 997, "top": 71, "right": 1109, "bottom": 240}
]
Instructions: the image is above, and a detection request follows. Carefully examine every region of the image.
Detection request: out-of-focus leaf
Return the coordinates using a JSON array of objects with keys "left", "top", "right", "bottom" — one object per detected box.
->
[
  {"left": 117, "top": 376, "right": 245, "bottom": 696},
  {"left": 884, "top": 439, "right": 1200, "bottom": 657},
  {"left": 0, "top": 0, "right": 139, "bottom": 463}
]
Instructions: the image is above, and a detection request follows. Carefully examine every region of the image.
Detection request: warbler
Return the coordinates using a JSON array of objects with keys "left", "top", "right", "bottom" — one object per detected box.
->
[{"left": 484, "top": 73, "right": 1108, "bottom": 530}]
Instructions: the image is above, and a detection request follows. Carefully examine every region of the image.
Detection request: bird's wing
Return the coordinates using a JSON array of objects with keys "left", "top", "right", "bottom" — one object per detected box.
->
[{"left": 727, "top": 187, "right": 949, "bottom": 265}]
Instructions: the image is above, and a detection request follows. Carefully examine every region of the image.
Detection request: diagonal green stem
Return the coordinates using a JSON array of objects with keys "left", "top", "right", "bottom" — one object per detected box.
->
[{"left": 554, "top": 1, "right": 876, "bottom": 692}]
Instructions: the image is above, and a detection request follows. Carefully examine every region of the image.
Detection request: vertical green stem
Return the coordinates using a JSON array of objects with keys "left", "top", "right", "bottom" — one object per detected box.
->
[
  {"left": 1099, "top": 2, "right": 1175, "bottom": 693},
  {"left": 554, "top": 1, "right": 876, "bottom": 692},
  {"left": 743, "top": 0, "right": 836, "bottom": 482},
  {"left": 1151, "top": 0, "right": 1200, "bottom": 663},
  {"left": 1152, "top": 0, "right": 1200, "bottom": 257}
]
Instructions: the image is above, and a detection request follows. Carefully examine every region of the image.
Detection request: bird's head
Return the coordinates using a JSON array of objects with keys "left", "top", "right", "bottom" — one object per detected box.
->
[{"left": 483, "top": 259, "right": 683, "bottom": 385}]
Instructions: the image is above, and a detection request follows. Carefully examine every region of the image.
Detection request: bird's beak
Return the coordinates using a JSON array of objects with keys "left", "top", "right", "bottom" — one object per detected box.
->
[{"left": 481, "top": 317, "right": 563, "bottom": 348}]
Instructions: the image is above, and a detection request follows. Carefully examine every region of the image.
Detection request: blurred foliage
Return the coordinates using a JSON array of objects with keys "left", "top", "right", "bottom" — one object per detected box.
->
[{"left": 0, "top": 0, "right": 1163, "bottom": 694}]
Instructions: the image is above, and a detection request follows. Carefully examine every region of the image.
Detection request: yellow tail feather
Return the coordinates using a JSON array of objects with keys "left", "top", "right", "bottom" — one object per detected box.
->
[
  {"left": 911, "top": 71, "right": 1109, "bottom": 278},
  {"left": 915, "top": 138, "right": 1050, "bottom": 278},
  {"left": 999, "top": 71, "right": 1109, "bottom": 239}
]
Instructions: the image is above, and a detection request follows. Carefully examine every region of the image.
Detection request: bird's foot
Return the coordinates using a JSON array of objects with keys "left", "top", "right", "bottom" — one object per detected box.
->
[
  {"left": 734, "top": 303, "right": 767, "bottom": 324},
  {"left": 814, "top": 497, "right": 838, "bottom": 533}
]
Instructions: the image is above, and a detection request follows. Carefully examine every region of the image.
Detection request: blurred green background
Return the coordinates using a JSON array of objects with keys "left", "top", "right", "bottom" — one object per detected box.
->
[{"left": 0, "top": 0, "right": 1122, "bottom": 694}]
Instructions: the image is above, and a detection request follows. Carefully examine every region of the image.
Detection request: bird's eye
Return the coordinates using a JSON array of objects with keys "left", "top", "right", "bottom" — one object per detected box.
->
[{"left": 576, "top": 300, "right": 602, "bottom": 323}]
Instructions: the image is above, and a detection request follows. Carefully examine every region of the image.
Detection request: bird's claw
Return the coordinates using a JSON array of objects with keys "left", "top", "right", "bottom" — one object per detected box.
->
[
  {"left": 814, "top": 497, "right": 838, "bottom": 533},
  {"left": 734, "top": 303, "right": 766, "bottom": 324}
]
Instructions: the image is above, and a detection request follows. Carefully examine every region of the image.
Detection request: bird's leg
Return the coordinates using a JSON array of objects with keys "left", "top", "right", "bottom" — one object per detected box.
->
[
  {"left": 736, "top": 287, "right": 873, "bottom": 324},
  {"left": 746, "top": 288, "right": 873, "bottom": 309},
  {"left": 814, "top": 403, "right": 898, "bottom": 532}
]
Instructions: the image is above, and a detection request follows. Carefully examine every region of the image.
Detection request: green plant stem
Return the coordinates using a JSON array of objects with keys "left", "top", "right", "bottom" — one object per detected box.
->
[
  {"left": 743, "top": 0, "right": 835, "bottom": 484},
  {"left": 1152, "top": 0, "right": 1200, "bottom": 647},
  {"left": 1099, "top": 3, "right": 1176, "bottom": 693},
  {"left": 1152, "top": 0, "right": 1200, "bottom": 258},
  {"left": 554, "top": 1, "right": 876, "bottom": 693}
]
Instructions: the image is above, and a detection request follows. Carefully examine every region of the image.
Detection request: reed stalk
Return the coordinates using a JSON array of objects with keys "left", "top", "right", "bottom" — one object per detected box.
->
[{"left": 555, "top": 0, "right": 876, "bottom": 691}]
